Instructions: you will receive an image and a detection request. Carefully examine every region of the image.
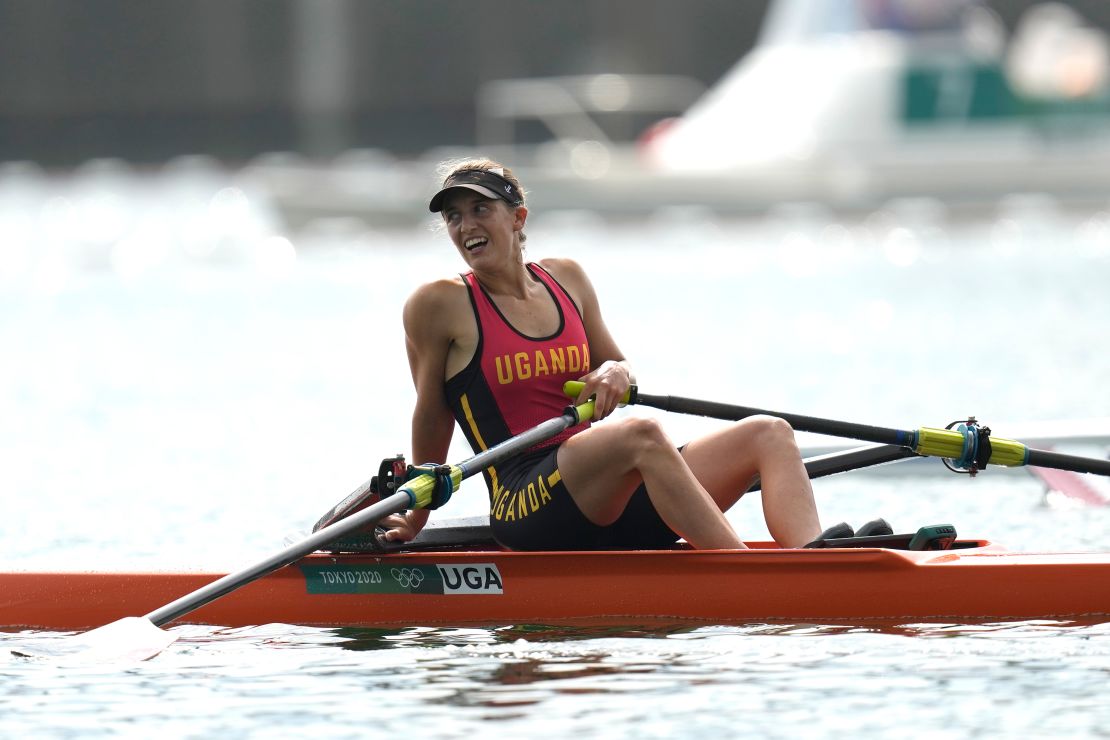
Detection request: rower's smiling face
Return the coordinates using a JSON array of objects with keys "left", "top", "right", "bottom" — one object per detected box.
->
[{"left": 441, "top": 190, "right": 526, "bottom": 265}]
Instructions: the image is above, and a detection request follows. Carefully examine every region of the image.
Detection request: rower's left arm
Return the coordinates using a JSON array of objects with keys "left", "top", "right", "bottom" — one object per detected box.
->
[{"left": 541, "top": 257, "right": 634, "bottom": 419}]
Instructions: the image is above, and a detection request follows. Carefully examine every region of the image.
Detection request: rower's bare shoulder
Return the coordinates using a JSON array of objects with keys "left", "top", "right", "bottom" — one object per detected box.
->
[
  {"left": 537, "top": 257, "right": 596, "bottom": 302},
  {"left": 404, "top": 276, "right": 470, "bottom": 335},
  {"left": 537, "top": 257, "right": 592, "bottom": 290},
  {"left": 405, "top": 276, "right": 468, "bottom": 315}
]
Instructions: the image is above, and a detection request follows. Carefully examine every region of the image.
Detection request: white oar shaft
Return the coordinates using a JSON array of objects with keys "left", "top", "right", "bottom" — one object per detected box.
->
[
  {"left": 145, "top": 492, "right": 412, "bottom": 626},
  {"left": 146, "top": 402, "right": 593, "bottom": 628}
]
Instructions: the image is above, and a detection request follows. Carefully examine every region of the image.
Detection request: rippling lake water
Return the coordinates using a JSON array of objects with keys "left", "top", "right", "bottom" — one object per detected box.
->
[{"left": 1, "top": 167, "right": 1109, "bottom": 737}]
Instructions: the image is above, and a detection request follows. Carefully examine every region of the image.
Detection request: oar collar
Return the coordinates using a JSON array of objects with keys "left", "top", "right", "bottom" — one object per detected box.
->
[{"left": 941, "top": 418, "right": 993, "bottom": 476}]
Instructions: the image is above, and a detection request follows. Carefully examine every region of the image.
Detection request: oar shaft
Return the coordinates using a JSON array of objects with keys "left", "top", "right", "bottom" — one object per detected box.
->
[
  {"left": 802, "top": 444, "right": 921, "bottom": 479},
  {"left": 1027, "top": 448, "right": 1110, "bottom": 476},
  {"left": 457, "top": 405, "right": 588, "bottom": 477},
  {"left": 746, "top": 444, "right": 921, "bottom": 492},
  {"left": 634, "top": 391, "right": 1032, "bottom": 468},
  {"left": 145, "top": 492, "right": 412, "bottom": 626},
  {"left": 582, "top": 383, "right": 1110, "bottom": 477},
  {"left": 635, "top": 392, "right": 914, "bottom": 446},
  {"left": 145, "top": 400, "right": 595, "bottom": 627}
]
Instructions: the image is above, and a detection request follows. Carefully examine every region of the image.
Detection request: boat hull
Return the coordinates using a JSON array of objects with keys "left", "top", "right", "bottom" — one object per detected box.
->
[{"left": 3, "top": 542, "right": 1109, "bottom": 630}]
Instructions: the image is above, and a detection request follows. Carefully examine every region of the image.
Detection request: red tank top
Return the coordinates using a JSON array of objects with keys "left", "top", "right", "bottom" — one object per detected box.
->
[{"left": 445, "top": 263, "right": 591, "bottom": 455}]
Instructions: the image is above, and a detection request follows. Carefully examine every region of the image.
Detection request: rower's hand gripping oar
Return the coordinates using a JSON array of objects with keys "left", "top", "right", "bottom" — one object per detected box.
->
[
  {"left": 35, "top": 398, "right": 599, "bottom": 662},
  {"left": 563, "top": 381, "right": 1110, "bottom": 478}
]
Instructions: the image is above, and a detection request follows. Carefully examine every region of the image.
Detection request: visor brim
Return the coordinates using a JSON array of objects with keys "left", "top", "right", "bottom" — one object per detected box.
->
[{"left": 428, "top": 184, "right": 502, "bottom": 213}]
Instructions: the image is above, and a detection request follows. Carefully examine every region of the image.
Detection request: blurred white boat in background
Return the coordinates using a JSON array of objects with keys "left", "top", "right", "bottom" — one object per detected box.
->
[{"left": 245, "top": 0, "right": 1110, "bottom": 231}]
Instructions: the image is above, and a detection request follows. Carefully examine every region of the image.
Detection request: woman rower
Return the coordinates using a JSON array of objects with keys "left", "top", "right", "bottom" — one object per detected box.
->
[{"left": 381, "top": 158, "right": 886, "bottom": 550}]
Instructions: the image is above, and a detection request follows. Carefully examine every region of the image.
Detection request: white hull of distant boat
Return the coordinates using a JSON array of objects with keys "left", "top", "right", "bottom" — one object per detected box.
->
[{"left": 251, "top": 0, "right": 1110, "bottom": 229}]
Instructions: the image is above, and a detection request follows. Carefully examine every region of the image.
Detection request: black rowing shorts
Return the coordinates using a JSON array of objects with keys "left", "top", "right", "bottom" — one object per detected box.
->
[{"left": 486, "top": 445, "right": 680, "bottom": 551}]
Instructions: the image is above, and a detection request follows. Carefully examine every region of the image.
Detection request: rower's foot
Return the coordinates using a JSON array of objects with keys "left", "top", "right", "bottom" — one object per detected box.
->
[
  {"left": 804, "top": 521, "right": 853, "bottom": 548},
  {"left": 855, "top": 518, "right": 893, "bottom": 537}
]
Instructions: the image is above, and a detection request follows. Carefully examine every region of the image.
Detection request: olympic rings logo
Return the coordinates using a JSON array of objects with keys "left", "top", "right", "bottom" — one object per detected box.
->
[{"left": 391, "top": 567, "right": 425, "bottom": 589}]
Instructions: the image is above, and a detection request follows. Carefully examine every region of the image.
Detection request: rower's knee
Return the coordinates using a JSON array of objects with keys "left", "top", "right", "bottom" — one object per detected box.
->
[
  {"left": 614, "top": 416, "right": 673, "bottom": 461},
  {"left": 746, "top": 415, "right": 798, "bottom": 452}
]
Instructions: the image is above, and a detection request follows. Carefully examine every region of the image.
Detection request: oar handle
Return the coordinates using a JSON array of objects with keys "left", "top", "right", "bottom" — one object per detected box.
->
[{"left": 562, "top": 380, "right": 634, "bottom": 407}]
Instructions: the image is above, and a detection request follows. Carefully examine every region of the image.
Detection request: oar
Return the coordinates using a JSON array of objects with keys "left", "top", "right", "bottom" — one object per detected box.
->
[
  {"left": 563, "top": 381, "right": 1110, "bottom": 477},
  {"left": 766, "top": 443, "right": 920, "bottom": 488},
  {"left": 38, "top": 398, "right": 599, "bottom": 662},
  {"left": 361, "top": 443, "right": 921, "bottom": 552}
]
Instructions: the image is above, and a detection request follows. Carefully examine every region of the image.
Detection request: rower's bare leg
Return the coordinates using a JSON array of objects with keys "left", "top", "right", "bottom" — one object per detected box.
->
[
  {"left": 557, "top": 417, "right": 746, "bottom": 550},
  {"left": 681, "top": 415, "right": 821, "bottom": 548}
]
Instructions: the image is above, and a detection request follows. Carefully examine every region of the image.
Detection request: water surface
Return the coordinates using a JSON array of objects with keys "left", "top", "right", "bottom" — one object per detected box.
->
[{"left": 2, "top": 173, "right": 1109, "bottom": 737}]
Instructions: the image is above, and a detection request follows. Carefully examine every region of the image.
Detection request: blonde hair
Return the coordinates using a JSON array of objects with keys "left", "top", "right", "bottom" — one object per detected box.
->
[{"left": 435, "top": 158, "right": 528, "bottom": 243}]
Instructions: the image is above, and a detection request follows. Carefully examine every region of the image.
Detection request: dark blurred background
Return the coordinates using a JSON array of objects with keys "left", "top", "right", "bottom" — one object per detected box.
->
[{"left": 4, "top": 0, "right": 1109, "bottom": 167}]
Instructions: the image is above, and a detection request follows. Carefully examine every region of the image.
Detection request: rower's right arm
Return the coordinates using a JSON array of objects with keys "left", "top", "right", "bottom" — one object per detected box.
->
[{"left": 382, "top": 279, "right": 468, "bottom": 541}]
